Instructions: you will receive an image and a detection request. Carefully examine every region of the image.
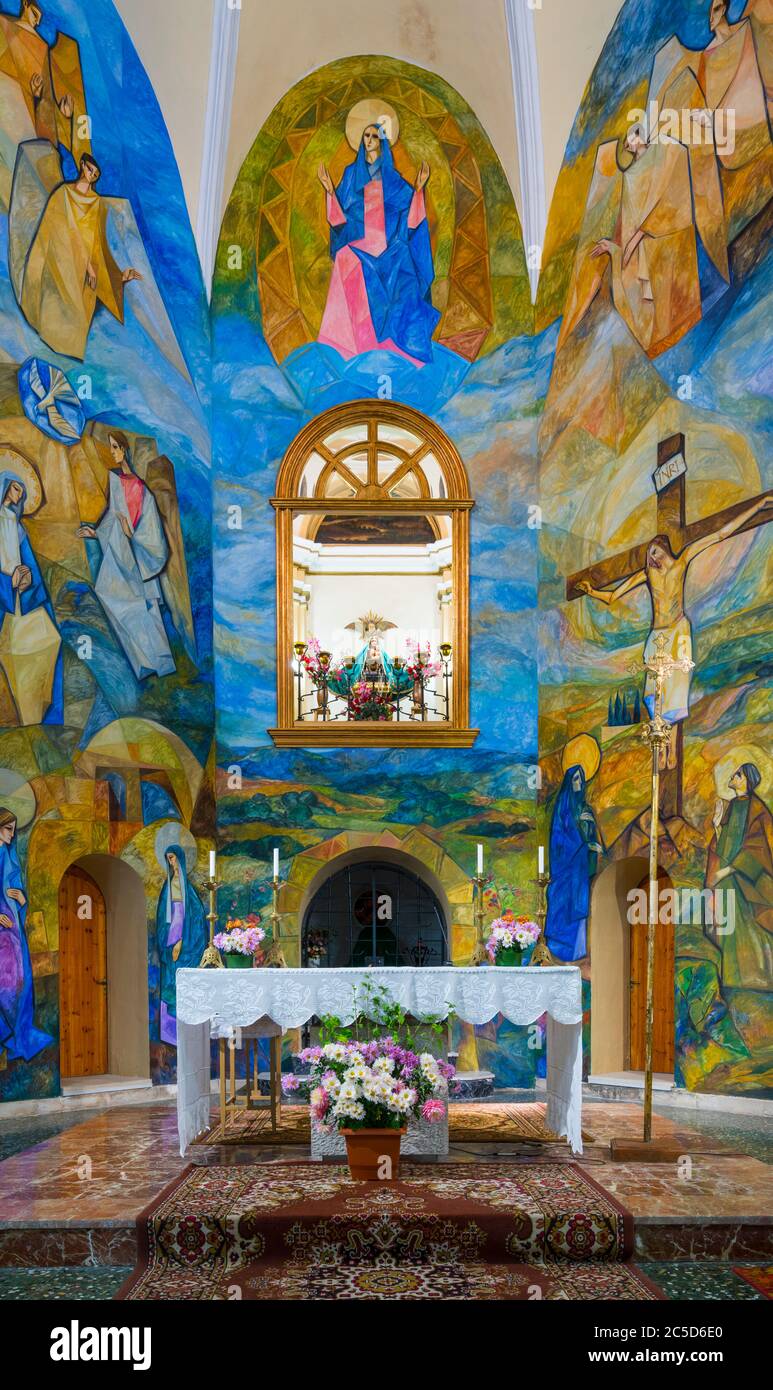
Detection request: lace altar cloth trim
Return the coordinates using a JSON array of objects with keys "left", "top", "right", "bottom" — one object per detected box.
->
[{"left": 175, "top": 966, "right": 583, "bottom": 1031}]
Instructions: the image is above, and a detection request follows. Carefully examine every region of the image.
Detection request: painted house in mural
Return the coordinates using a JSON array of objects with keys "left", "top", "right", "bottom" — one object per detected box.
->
[{"left": 0, "top": 0, "right": 770, "bottom": 1109}]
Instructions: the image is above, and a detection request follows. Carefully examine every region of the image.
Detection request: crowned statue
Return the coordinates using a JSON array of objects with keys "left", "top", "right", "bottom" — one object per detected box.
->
[{"left": 328, "top": 612, "right": 413, "bottom": 700}]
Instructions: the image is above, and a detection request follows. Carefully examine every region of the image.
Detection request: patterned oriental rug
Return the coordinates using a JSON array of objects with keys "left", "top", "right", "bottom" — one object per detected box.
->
[
  {"left": 117, "top": 1162, "right": 664, "bottom": 1301},
  {"left": 195, "top": 1102, "right": 594, "bottom": 1147}
]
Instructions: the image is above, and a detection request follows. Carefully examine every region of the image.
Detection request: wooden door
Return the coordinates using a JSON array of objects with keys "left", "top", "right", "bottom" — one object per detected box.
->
[
  {"left": 629, "top": 872, "right": 675, "bottom": 1072},
  {"left": 59, "top": 866, "right": 107, "bottom": 1077}
]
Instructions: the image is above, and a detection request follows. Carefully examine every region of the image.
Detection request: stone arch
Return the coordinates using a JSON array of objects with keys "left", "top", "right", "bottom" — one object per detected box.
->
[{"left": 277, "top": 827, "right": 475, "bottom": 967}]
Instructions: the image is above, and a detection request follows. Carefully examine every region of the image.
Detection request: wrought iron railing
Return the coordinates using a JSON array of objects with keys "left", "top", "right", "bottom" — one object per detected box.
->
[{"left": 293, "top": 643, "right": 453, "bottom": 723}]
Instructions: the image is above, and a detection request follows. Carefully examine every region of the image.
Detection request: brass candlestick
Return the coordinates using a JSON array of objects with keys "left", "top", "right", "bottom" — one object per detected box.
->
[
  {"left": 262, "top": 873, "right": 287, "bottom": 968},
  {"left": 640, "top": 632, "right": 694, "bottom": 1143},
  {"left": 531, "top": 870, "right": 555, "bottom": 966},
  {"left": 472, "top": 872, "right": 488, "bottom": 965},
  {"left": 199, "top": 874, "right": 223, "bottom": 968}
]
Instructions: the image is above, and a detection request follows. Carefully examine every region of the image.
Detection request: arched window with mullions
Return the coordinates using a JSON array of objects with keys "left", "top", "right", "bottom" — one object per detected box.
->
[{"left": 270, "top": 400, "right": 477, "bottom": 747}]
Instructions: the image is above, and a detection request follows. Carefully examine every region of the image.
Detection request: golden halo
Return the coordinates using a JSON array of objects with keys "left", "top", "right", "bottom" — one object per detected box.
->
[
  {"left": 562, "top": 734, "right": 601, "bottom": 783},
  {"left": 345, "top": 99, "right": 400, "bottom": 152},
  {"left": 0, "top": 446, "right": 43, "bottom": 515},
  {"left": 712, "top": 745, "right": 771, "bottom": 799}
]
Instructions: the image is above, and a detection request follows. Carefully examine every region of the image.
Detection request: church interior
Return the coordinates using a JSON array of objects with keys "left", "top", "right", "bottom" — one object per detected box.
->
[{"left": 0, "top": 0, "right": 771, "bottom": 1325}]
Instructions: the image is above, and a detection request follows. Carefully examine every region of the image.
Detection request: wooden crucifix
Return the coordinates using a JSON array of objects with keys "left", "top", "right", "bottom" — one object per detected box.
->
[{"left": 567, "top": 434, "right": 773, "bottom": 820}]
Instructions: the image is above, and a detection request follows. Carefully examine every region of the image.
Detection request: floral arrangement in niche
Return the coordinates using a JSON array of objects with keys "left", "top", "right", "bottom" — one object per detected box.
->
[
  {"left": 486, "top": 912, "right": 541, "bottom": 962},
  {"left": 405, "top": 637, "right": 442, "bottom": 680},
  {"left": 283, "top": 1037, "right": 454, "bottom": 1131},
  {"left": 349, "top": 679, "right": 393, "bottom": 721},
  {"left": 213, "top": 916, "right": 266, "bottom": 957}
]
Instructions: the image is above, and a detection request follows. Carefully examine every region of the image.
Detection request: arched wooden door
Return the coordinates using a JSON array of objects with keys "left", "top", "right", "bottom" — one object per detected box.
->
[
  {"left": 59, "top": 865, "right": 107, "bottom": 1077},
  {"left": 629, "top": 871, "right": 675, "bottom": 1073}
]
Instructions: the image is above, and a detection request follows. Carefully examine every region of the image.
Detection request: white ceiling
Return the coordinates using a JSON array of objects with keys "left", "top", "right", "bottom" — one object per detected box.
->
[{"left": 116, "top": 0, "right": 622, "bottom": 282}]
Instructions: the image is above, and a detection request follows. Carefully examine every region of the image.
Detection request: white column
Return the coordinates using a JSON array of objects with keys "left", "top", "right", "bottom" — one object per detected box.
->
[
  {"left": 195, "top": 0, "right": 241, "bottom": 298},
  {"left": 504, "top": 0, "right": 547, "bottom": 303}
]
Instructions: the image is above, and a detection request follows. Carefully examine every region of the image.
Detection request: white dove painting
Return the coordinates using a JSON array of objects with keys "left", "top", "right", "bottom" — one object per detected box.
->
[{"left": 17, "top": 356, "right": 85, "bottom": 445}]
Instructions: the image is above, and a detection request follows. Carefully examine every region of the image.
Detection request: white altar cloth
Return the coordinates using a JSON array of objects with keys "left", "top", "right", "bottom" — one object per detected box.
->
[{"left": 175, "top": 965, "right": 584, "bottom": 1156}]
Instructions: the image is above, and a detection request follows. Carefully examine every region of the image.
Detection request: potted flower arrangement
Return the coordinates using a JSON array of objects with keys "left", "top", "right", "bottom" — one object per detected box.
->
[
  {"left": 486, "top": 912, "right": 541, "bottom": 966},
  {"left": 213, "top": 916, "right": 265, "bottom": 968},
  {"left": 284, "top": 979, "right": 455, "bottom": 1174},
  {"left": 287, "top": 1036, "right": 452, "bottom": 1178}
]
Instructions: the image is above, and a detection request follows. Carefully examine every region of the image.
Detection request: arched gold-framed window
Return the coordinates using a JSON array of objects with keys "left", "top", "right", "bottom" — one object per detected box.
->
[{"left": 269, "top": 400, "right": 477, "bottom": 747}]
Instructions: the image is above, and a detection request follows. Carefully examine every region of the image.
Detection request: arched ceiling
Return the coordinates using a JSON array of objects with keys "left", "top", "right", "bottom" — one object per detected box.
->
[{"left": 116, "top": 0, "right": 622, "bottom": 290}]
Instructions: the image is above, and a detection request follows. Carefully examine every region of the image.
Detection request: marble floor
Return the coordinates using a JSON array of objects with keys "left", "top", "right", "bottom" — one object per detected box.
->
[{"left": 0, "top": 1095, "right": 770, "bottom": 1297}]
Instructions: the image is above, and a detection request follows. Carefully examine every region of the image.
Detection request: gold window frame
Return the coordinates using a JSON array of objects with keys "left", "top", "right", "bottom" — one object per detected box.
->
[{"left": 269, "top": 400, "right": 478, "bottom": 748}]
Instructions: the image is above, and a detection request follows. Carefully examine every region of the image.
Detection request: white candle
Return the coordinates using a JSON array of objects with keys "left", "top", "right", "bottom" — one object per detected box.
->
[
  {"left": 477, "top": 842, "right": 483, "bottom": 876},
  {"left": 209, "top": 849, "right": 216, "bottom": 879},
  {"left": 273, "top": 846, "right": 280, "bottom": 880},
  {"left": 538, "top": 844, "right": 545, "bottom": 875}
]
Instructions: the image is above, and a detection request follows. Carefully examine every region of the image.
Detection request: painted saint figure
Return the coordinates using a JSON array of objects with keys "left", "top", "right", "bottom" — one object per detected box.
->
[
  {"left": 0, "top": 1, "right": 89, "bottom": 186},
  {"left": 156, "top": 845, "right": 206, "bottom": 1047},
  {"left": 545, "top": 765, "right": 604, "bottom": 962},
  {"left": 317, "top": 114, "right": 439, "bottom": 364},
  {"left": 558, "top": 120, "right": 727, "bottom": 360},
  {"left": 0, "top": 471, "right": 62, "bottom": 725},
  {"left": 0, "top": 807, "right": 52, "bottom": 1061},
  {"left": 18, "top": 152, "right": 141, "bottom": 360},
  {"left": 78, "top": 431, "right": 175, "bottom": 681},
  {"left": 578, "top": 495, "right": 773, "bottom": 767},
  {"left": 705, "top": 763, "right": 773, "bottom": 991}
]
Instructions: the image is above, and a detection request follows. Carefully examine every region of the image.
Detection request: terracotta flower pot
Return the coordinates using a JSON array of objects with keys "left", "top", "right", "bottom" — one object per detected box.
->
[
  {"left": 223, "top": 952, "right": 254, "bottom": 969},
  {"left": 341, "top": 1127, "right": 406, "bottom": 1180}
]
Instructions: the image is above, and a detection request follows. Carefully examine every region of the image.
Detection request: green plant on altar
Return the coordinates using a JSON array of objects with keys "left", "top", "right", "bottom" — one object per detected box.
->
[{"left": 318, "top": 977, "right": 453, "bottom": 1054}]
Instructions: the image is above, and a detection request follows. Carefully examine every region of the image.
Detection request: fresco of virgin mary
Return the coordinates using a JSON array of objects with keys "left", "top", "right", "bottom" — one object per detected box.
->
[{"left": 317, "top": 102, "right": 440, "bottom": 365}]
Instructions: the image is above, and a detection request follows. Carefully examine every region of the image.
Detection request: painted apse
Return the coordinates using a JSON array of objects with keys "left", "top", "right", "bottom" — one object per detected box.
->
[
  {"left": 0, "top": 0, "right": 213, "bottom": 1101},
  {"left": 538, "top": 0, "right": 772, "bottom": 1097},
  {"left": 212, "top": 56, "right": 544, "bottom": 1085}
]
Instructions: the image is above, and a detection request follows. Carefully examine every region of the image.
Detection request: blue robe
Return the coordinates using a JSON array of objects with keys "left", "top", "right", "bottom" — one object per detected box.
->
[
  {"left": 0, "top": 836, "right": 52, "bottom": 1061},
  {"left": 0, "top": 471, "right": 63, "bottom": 725},
  {"left": 156, "top": 846, "right": 207, "bottom": 1046},
  {"left": 545, "top": 767, "right": 603, "bottom": 962},
  {"left": 330, "top": 131, "right": 440, "bottom": 362}
]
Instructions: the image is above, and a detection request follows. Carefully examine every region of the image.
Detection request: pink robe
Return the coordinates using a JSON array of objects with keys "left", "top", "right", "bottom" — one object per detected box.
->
[{"left": 319, "top": 181, "right": 427, "bottom": 366}]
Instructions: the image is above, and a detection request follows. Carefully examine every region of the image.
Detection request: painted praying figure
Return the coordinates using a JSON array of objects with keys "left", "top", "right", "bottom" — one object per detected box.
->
[
  {"left": 156, "top": 846, "right": 206, "bottom": 1047},
  {"left": 317, "top": 118, "right": 439, "bottom": 364},
  {"left": 704, "top": 763, "right": 773, "bottom": 993},
  {"left": 577, "top": 495, "right": 773, "bottom": 768},
  {"left": 0, "top": 471, "right": 62, "bottom": 725},
  {"left": 0, "top": 807, "right": 52, "bottom": 1061},
  {"left": 77, "top": 431, "right": 175, "bottom": 681}
]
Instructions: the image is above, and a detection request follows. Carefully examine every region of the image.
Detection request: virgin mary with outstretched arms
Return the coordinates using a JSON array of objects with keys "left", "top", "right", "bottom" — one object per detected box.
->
[{"left": 317, "top": 112, "right": 440, "bottom": 364}]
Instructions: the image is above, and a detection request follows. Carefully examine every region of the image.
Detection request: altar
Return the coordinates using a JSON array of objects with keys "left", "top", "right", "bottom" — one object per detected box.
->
[{"left": 175, "top": 965, "right": 584, "bottom": 1156}]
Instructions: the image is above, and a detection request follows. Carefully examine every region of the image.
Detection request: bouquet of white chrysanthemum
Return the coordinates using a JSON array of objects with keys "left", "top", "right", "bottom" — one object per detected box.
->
[{"left": 284, "top": 1035, "right": 454, "bottom": 1132}]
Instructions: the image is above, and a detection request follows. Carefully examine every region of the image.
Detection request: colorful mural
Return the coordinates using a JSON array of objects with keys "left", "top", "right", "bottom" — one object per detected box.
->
[
  {"left": 0, "top": 0, "right": 213, "bottom": 1103},
  {"left": 212, "top": 54, "right": 543, "bottom": 1087},
  {"left": 538, "top": 0, "right": 772, "bottom": 1097}
]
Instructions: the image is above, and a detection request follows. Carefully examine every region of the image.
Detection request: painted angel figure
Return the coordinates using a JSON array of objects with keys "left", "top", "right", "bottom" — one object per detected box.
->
[{"left": 317, "top": 102, "right": 440, "bottom": 365}]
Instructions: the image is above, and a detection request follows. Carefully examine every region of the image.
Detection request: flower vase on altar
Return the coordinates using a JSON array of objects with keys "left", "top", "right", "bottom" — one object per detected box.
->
[
  {"left": 486, "top": 914, "right": 541, "bottom": 966},
  {"left": 213, "top": 918, "right": 266, "bottom": 969}
]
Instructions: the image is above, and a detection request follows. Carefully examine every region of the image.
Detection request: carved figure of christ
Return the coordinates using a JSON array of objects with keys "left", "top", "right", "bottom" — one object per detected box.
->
[{"left": 567, "top": 435, "right": 773, "bottom": 817}]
